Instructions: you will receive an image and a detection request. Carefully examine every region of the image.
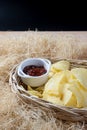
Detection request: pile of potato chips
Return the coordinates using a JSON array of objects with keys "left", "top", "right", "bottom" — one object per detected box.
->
[
  {"left": 27, "top": 60, "right": 87, "bottom": 108},
  {"left": 43, "top": 61, "right": 87, "bottom": 108}
]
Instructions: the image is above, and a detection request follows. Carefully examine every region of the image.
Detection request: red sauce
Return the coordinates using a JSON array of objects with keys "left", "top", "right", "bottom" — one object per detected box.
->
[{"left": 23, "top": 65, "right": 47, "bottom": 76}]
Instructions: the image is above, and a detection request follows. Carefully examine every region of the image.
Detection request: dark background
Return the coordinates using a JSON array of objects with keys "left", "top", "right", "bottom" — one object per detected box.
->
[{"left": 0, "top": 0, "right": 87, "bottom": 31}]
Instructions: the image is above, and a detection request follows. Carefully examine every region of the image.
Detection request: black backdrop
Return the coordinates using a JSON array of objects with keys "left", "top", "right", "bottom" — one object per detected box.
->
[{"left": 0, "top": 0, "right": 87, "bottom": 31}]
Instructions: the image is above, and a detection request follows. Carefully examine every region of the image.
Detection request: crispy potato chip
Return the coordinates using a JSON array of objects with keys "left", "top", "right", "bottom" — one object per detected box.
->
[
  {"left": 28, "top": 90, "right": 42, "bottom": 98},
  {"left": 48, "top": 71, "right": 55, "bottom": 79},
  {"left": 62, "top": 86, "right": 77, "bottom": 107},
  {"left": 44, "top": 95, "right": 63, "bottom": 105},
  {"left": 67, "top": 80, "right": 84, "bottom": 108},
  {"left": 43, "top": 70, "right": 74, "bottom": 104},
  {"left": 51, "top": 67, "right": 59, "bottom": 73},
  {"left": 43, "top": 72, "right": 66, "bottom": 97},
  {"left": 70, "top": 79, "right": 87, "bottom": 107},
  {"left": 27, "top": 85, "right": 43, "bottom": 98},
  {"left": 71, "top": 68, "right": 87, "bottom": 89},
  {"left": 51, "top": 60, "right": 70, "bottom": 72}
]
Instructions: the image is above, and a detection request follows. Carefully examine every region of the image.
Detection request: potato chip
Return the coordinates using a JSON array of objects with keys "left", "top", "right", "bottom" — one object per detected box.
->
[
  {"left": 70, "top": 79, "right": 87, "bottom": 107},
  {"left": 62, "top": 85, "right": 77, "bottom": 107},
  {"left": 67, "top": 80, "right": 84, "bottom": 108},
  {"left": 43, "top": 72, "right": 66, "bottom": 97},
  {"left": 71, "top": 68, "right": 87, "bottom": 89},
  {"left": 51, "top": 60, "right": 70, "bottom": 72},
  {"left": 28, "top": 90, "right": 42, "bottom": 98},
  {"left": 43, "top": 70, "right": 73, "bottom": 104},
  {"left": 48, "top": 71, "right": 55, "bottom": 79},
  {"left": 44, "top": 95, "right": 63, "bottom": 106},
  {"left": 27, "top": 85, "right": 43, "bottom": 98}
]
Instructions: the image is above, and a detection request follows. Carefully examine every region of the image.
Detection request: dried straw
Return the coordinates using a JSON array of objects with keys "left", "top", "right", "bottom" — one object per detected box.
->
[{"left": 1, "top": 31, "right": 87, "bottom": 130}]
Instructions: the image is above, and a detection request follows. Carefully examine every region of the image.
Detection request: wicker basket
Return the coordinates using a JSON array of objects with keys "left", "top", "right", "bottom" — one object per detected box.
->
[{"left": 9, "top": 59, "right": 87, "bottom": 122}]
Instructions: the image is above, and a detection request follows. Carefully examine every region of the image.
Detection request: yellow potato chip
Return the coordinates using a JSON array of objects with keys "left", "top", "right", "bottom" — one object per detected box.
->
[
  {"left": 51, "top": 60, "right": 70, "bottom": 72},
  {"left": 27, "top": 85, "right": 43, "bottom": 98},
  {"left": 43, "top": 95, "right": 63, "bottom": 106},
  {"left": 71, "top": 68, "right": 87, "bottom": 89},
  {"left": 62, "top": 85, "right": 77, "bottom": 107},
  {"left": 43, "top": 72, "right": 64, "bottom": 97},
  {"left": 48, "top": 71, "right": 55, "bottom": 79},
  {"left": 28, "top": 90, "right": 42, "bottom": 98},
  {"left": 71, "top": 80, "right": 87, "bottom": 107},
  {"left": 67, "top": 80, "right": 84, "bottom": 108},
  {"left": 43, "top": 70, "right": 73, "bottom": 103},
  {"left": 51, "top": 67, "right": 59, "bottom": 73}
]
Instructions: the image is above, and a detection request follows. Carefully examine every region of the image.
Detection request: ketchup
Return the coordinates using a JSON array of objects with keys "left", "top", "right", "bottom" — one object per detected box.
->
[{"left": 23, "top": 65, "right": 47, "bottom": 76}]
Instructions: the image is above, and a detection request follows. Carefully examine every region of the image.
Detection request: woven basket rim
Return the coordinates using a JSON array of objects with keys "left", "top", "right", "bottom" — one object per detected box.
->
[{"left": 9, "top": 58, "right": 87, "bottom": 122}]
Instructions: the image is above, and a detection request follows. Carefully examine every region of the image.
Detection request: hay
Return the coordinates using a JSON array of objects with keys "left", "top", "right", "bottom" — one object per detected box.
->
[{"left": 0, "top": 31, "right": 87, "bottom": 130}]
